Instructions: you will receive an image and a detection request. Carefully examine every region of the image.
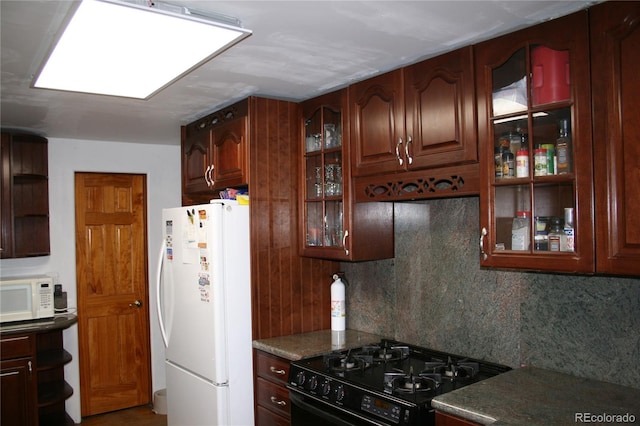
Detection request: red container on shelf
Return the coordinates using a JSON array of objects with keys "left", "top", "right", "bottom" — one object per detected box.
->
[{"left": 531, "top": 46, "right": 570, "bottom": 105}]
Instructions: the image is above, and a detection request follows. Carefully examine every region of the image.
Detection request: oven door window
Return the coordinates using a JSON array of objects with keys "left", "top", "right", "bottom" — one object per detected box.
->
[{"left": 290, "top": 392, "right": 388, "bottom": 426}]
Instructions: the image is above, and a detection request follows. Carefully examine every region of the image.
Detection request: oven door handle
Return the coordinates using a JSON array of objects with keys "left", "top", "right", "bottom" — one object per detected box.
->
[{"left": 289, "top": 390, "right": 387, "bottom": 426}]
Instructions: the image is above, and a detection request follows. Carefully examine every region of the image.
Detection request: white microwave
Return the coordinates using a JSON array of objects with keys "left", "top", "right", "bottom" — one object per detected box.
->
[{"left": 0, "top": 275, "right": 55, "bottom": 323}]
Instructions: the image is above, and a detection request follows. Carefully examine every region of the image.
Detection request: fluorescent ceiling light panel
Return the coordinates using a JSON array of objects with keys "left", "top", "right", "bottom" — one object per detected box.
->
[{"left": 33, "top": 0, "right": 251, "bottom": 99}]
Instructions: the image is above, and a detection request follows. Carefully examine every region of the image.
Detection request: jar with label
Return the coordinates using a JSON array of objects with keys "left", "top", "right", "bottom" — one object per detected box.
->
[
  {"left": 502, "top": 151, "right": 515, "bottom": 178},
  {"left": 534, "top": 216, "right": 549, "bottom": 251},
  {"left": 534, "top": 148, "right": 548, "bottom": 176},
  {"left": 511, "top": 211, "right": 530, "bottom": 251},
  {"left": 541, "top": 143, "right": 556, "bottom": 175},
  {"left": 494, "top": 147, "right": 504, "bottom": 179},
  {"left": 548, "top": 217, "right": 564, "bottom": 251},
  {"left": 516, "top": 148, "right": 529, "bottom": 178},
  {"left": 563, "top": 207, "right": 575, "bottom": 252}
]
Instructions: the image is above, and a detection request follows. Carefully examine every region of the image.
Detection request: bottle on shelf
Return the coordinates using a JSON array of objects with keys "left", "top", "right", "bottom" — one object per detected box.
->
[
  {"left": 556, "top": 118, "right": 572, "bottom": 174},
  {"left": 563, "top": 207, "right": 575, "bottom": 252},
  {"left": 511, "top": 211, "right": 531, "bottom": 251},
  {"left": 548, "top": 217, "right": 565, "bottom": 251},
  {"left": 516, "top": 147, "right": 529, "bottom": 178}
]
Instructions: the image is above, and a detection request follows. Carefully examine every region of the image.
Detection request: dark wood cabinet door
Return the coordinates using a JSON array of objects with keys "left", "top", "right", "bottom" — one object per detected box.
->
[
  {"left": 349, "top": 69, "right": 405, "bottom": 177},
  {"left": 591, "top": 1, "right": 640, "bottom": 276},
  {"left": 212, "top": 117, "right": 248, "bottom": 189},
  {"left": 0, "top": 358, "right": 36, "bottom": 426},
  {"left": 181, "top": 126, "right": 212, "bottom": 196},
  {"left": 404, "top": 46, "right": 477, "bottom": 169}
]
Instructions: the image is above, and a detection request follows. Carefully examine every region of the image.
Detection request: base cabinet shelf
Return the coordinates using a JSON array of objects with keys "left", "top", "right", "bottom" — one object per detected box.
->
[{"left": 0, "top": 318, "right": 76, "bottom": 426}]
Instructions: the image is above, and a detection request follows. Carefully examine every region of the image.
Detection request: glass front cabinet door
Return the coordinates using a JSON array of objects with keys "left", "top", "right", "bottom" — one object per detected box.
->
[
  {"left": 300, "top": 89, "right": 394, "bottom": 261},
  {"left": 475, "top": 11, "right": 594, "bottom": 273}
]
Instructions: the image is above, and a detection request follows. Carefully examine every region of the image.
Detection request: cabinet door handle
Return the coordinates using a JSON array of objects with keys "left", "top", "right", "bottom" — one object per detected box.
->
[
  {"left": 269, "top": 366, "right": 286, "bottom": 375},
  {"left": 405, "top": 136, "right": 413, "bottom": 165},
  {"left": 343, "top": 230, "right": 350, "bottom": 256},
  {"left": 204, "top": 165, "right": 212, "bottom": 187},
  {"left": 208, "top": 164, "right": 215, "bottom": 188},
  {"left": 270, "top": 396, "right": 287, "bottom": 406},
  {"left": 395, "top": 137, "right": 404, "bottom": 166},
  {"left": 480, "top": 227, "right": 488, "bottom": 261}
]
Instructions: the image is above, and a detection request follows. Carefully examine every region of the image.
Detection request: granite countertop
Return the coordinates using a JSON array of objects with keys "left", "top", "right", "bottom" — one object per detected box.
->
[
  {"left": 0, "top": 313, "right": 78, "bottom": 335},
  {"left": 253, "top": 329, "right": 387, "bottom": 360},
  {"left": 432, "top": 366, "right": 640, "bottom": 425}
]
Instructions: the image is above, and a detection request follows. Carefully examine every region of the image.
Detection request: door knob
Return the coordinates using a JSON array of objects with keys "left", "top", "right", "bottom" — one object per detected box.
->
[{"left": 129, "top": 300, "right": 143, "bottom": 308}]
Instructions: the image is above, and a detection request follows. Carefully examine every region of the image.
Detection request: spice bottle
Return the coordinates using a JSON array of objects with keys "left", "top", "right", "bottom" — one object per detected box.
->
[
  {"left": 556, "top": 119, "right": 572, "bottom": 174},
  {"left": 516, "top": 148, "right": 529, "bottom": 178},
  {"left": 563, "top": 208, "right": 575, "bottom": 252},
  {"left": 502, "top": 151, "right": 515, "bottom": 178},
  {"left": 534, "top": 148, "right": 547, "bottom": 176},
  {"left": 548, "top": 217, "right": 564, "bottom": 252}
]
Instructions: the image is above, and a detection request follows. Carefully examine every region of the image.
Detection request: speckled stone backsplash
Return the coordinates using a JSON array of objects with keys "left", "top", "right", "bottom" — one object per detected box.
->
[{"left": 341, "top": 197, "right": 640, "bottom": 390}]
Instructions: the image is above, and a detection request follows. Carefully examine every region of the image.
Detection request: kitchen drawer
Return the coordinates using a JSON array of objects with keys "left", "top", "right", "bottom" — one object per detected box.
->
[
  {"left": 0, "top": 335, "right": 33, "bottom": 360},
  {"left": 256, "top": 350, "right": 290, "bottom": 386},
  {"left": 256, "top": 377, "right": 290, "bottom": 419},
  {"left": 257, "top": 404, "right": 289, "bottom": 426}
]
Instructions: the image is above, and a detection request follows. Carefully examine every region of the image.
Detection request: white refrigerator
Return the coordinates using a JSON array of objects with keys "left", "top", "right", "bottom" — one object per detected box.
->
[{"left": 156, "top": 200, "right": 254, "bottom": 426}]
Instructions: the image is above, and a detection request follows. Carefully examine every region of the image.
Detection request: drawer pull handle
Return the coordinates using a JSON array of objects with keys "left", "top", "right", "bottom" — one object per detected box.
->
[
  {"left": 269, "top": 366, "right": 286, "bottom": 375},
  {"left": 270, "top": 396, "right": 287, "bottom": 406}
]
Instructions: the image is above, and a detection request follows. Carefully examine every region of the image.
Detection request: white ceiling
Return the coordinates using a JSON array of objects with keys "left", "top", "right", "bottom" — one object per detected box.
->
[{"left": 1, "top": 0, "right": 595, "bottom": 146}]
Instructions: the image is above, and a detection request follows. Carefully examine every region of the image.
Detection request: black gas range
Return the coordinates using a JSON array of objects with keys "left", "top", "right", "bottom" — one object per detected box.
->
[{"left": 287, "top": 339, "right": 511, "bottom": 426}]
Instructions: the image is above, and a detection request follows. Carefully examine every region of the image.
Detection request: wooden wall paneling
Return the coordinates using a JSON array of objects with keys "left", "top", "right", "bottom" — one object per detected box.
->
[{"left": 249, "top": 97, "right": 337, "bottom": 340}]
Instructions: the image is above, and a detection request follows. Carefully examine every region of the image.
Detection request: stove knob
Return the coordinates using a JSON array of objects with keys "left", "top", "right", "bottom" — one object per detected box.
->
[
  {"left": 308, "top": 375, "right": 318, "bottom": 391},
  {"left": 321, "top": 381, "right": 331, "bottom": 396},
  {"left": 295, "top": 371, "right": 306, "bottom": 386},
  {"left": 335, "top": 384, "right": 345, "bottom": 402}
]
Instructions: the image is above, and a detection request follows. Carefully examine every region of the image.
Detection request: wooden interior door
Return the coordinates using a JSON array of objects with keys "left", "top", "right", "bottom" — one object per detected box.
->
[{"left": 75, "top": 172, "right": 151, "bottom": 416}]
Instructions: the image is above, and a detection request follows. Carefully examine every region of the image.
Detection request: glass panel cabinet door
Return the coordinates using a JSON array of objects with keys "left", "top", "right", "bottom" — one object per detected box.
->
[
  {"left": 302, "top": 104, "right": 347, "bottom": 255},
  {"left": 477, "top": 11, "right": 594, "bottom": 273}
]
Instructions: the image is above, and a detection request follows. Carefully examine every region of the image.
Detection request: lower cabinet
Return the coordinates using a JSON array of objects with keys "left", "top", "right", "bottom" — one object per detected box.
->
[
  {"left": 255, "top": 350, "right": 291, "bottom": 426},
  {"left": 0, "top": 325, "right": 75, "bottom": 426},
  {"left": 1, "top": 335, "right": 36, "bottom": 426},
  {"left": 435, "top": 411, "right": 482, "bottom": 426}
]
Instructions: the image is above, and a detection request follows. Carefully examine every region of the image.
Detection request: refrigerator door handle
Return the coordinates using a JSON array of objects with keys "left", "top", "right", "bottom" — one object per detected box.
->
[{"left": 156, "top": 240, "right": 169, "bottom": 347}]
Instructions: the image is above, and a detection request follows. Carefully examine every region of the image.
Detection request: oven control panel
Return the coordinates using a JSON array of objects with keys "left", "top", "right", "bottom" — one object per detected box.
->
[{"left": 361, "top": 395, "right": 402, "bottom": 424}]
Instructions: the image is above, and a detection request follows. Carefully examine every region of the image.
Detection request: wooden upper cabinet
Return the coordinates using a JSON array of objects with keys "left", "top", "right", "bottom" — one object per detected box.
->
[
  {"left": 404, "top": 46, "right": 477, "bottom": 170},
  {"left": 181, "top": 100, "right": 248, "bottom": 205},
  {"left": 212, "top": 116, "right": 248, "bottom": 189},
  {"left": 349, "top": 46, "right": 477, "bottom": 178},
  {"left": 591, "top": 1, "right": 640, "bottom": 276},
  {"left": 476, "top": 11, "right": 594, "bottom": 273},
  {"left": 182, "top": 124, "right": 211, "bottom": 197},
  {"left": 300, "top": 89, "right": 394, "bottom": 261},
  {"left": 0, "top": 132, "right": 50, "bottom": 258},
  {"left": 349, "top": 69, "right": 405, "bottom": 177}
]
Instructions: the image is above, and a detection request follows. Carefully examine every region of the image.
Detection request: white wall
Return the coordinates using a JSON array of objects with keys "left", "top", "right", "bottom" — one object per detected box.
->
[{"left": 0, "top": 137, "right": 181, "bottom": 423}]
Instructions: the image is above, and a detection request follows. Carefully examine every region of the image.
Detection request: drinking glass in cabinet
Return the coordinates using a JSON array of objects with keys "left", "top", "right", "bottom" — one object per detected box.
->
[
  {"left": 324, "top": 123, "right": 341, "bottom": 148},
  {"left": 306, "top": 133, "right": 321, "bottom": 152},
  {"left": 306, "top": 157, "right": 323, "bottom": 199},
  {"left": 324, "top": 201, "right": 343, "bottom": 247},
  {"left": 306, "top": 202, "right": 323, "bottom": 246}
]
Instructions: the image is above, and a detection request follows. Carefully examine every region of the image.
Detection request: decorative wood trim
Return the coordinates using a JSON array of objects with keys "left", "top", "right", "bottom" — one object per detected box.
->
[{"left": 354, "top": 163, "right": 479, "bottom": 202}]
